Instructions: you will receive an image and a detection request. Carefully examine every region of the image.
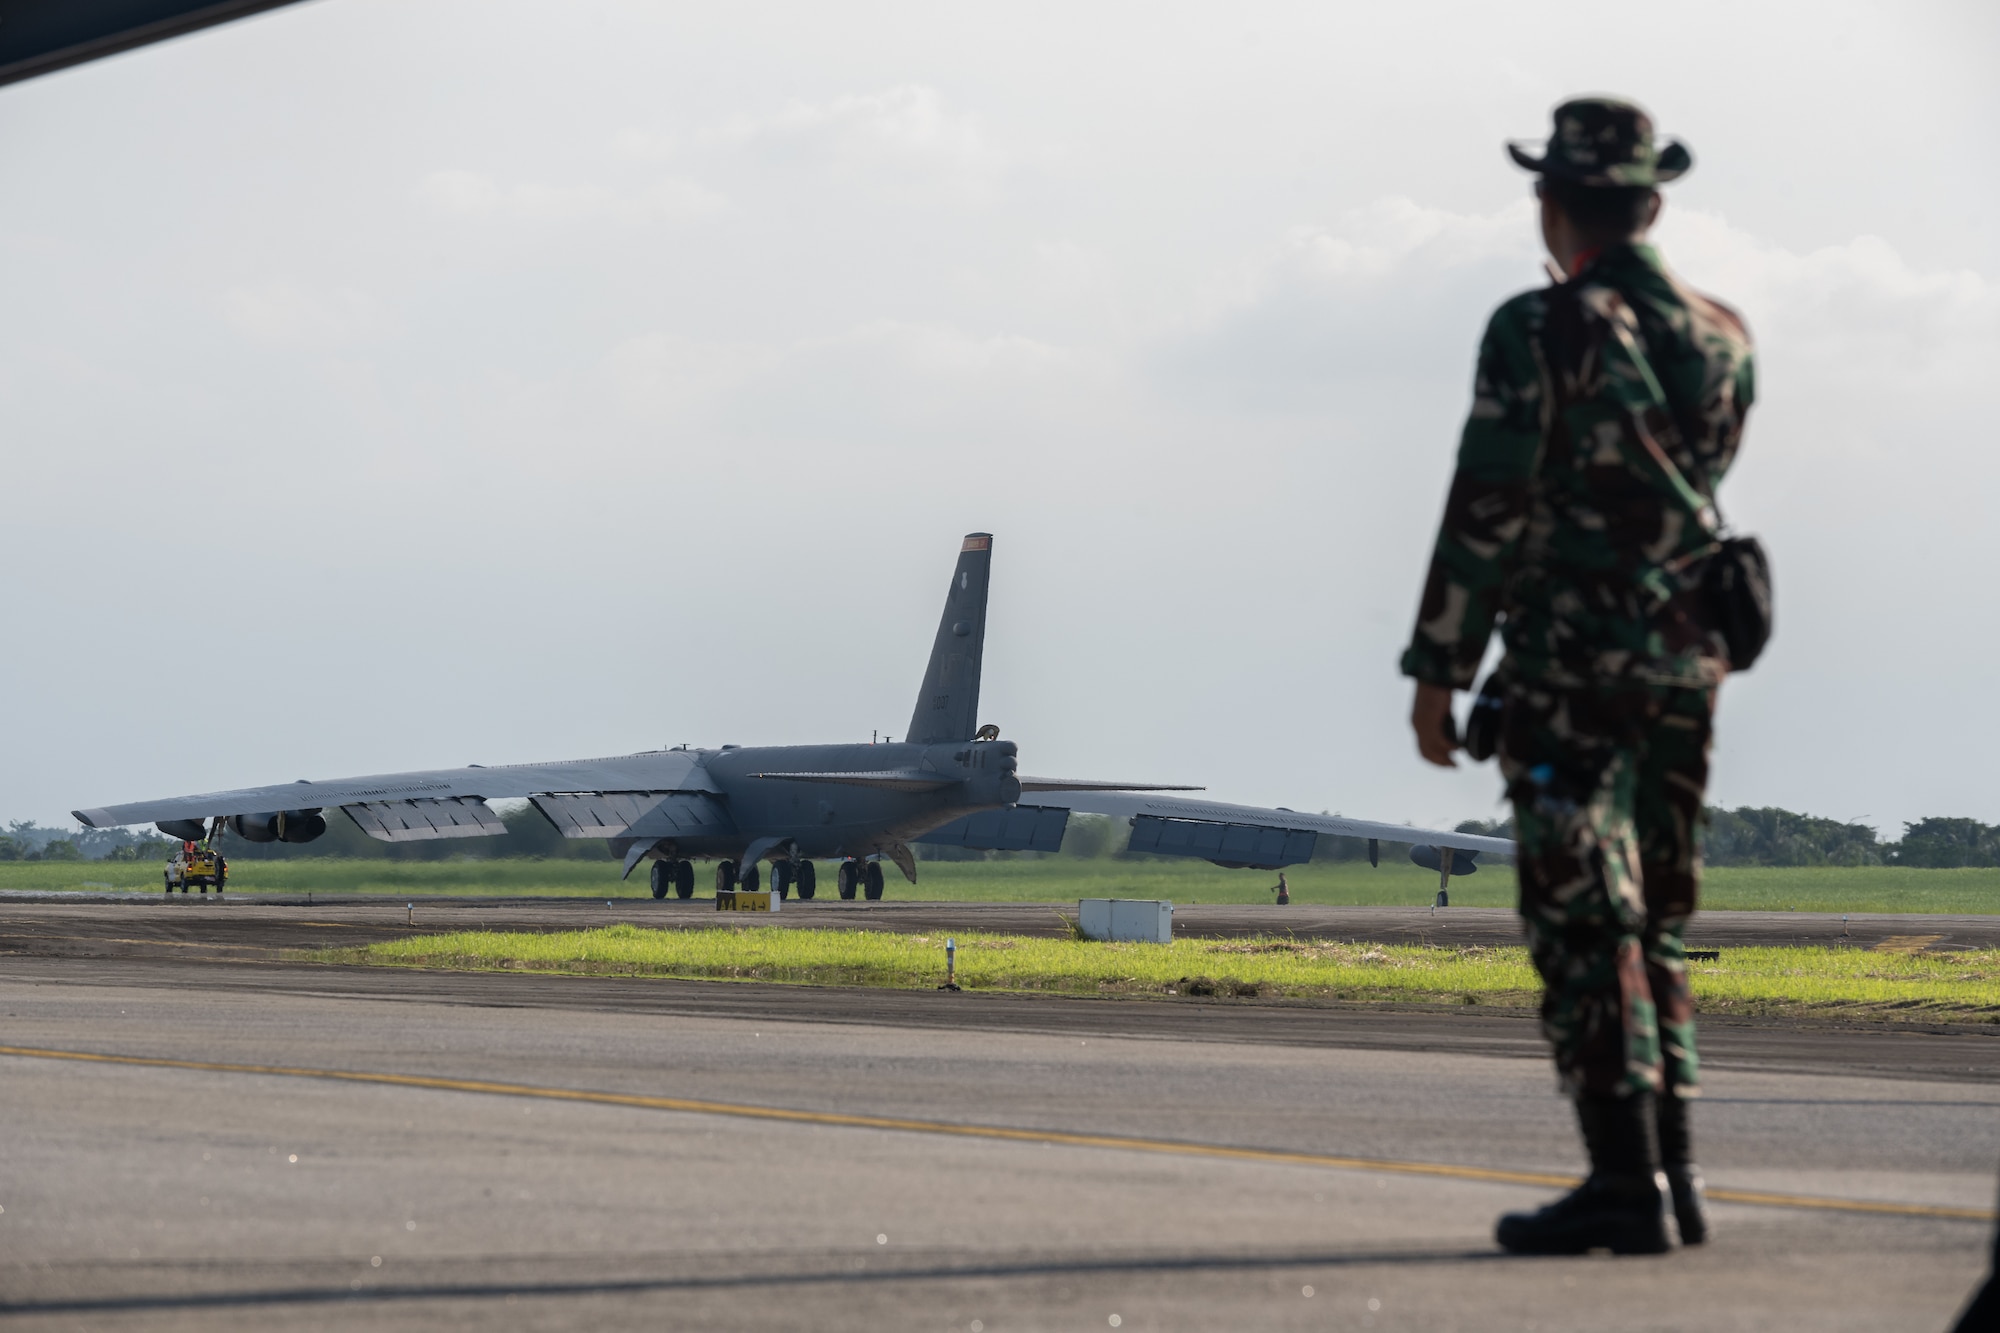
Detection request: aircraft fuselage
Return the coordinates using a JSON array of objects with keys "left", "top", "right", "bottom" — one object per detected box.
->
[{"left": 657, "top": 739, "right": 1021, "bottom": 867}]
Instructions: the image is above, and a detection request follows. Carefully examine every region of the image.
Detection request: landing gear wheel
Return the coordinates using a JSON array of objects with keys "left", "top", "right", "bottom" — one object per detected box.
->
[
  {"left": 795, "top": 860, "right": 817, "bottom": 900},
  {"left": 675, "top": 860, "right": 695, "bottom": 899},
  {"left": 863, "top": 861, "right": 885, "bottom": 901},
  {"left": 769, "top": 862, "right": 791, "bottom": 900},
  {"left": 715, "top": 860, "right": 737, "bottom": 895},
  {"left": 740, "top": 863, "right": 761, "bottom": 892},
  {"left": 837, "top": 861, "right": 859, "bottom": 900},
  {"left": 650, "top": 861, "right": 671, "bottom": 900}
]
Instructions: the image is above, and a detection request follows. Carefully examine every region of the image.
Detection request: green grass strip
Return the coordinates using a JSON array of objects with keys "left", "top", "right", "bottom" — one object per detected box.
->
[{"left": 339, "top": 926, "right": 2000, "bottom": 1022}]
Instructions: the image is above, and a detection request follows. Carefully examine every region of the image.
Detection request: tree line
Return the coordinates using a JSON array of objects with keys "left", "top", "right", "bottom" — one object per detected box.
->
[
  {"left": 918, "top": 807, "right": 2000, "bottom": 868},
  {"left": 1446, "top": 808, "right": 2000, "bottom": 868},
  {"left": 1703, "top": 809, "right": 2000, "bottom": 868},
  {"left": 4, "top": 805, "right": 1999, "bottom": 868}
]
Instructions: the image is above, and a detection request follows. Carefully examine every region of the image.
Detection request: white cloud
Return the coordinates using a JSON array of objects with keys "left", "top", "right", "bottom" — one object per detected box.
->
[
  {"left": 416, "top": 169, "right": 725, "bottom": 225},
  {"left": 602, "top": 332, "right": 770, "bottom": 420},
  {"left": 1663, "top": 212, "right": 2000, "bottom": 384},
  {"left": 1276, "top": 196, "right": 1534, "bottom": 283},
  {"left": 1155, "top": 194, "right": 2000, "bottom": 435},
  {"left": 715, "top": 85, "right": 1000, "bottom": 200},
  {"left": 722, "top": 319, "right": 1096, "bottom": 445},
  {"left": 220, "top": 281, "right": 385, "bottom": 345},
  {"left": 1153, "top": 197, "right": 1540, "bottom": 408}
]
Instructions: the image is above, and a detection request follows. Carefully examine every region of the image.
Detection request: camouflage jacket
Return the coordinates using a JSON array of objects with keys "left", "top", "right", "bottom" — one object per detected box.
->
[{"left": 1401, "top": 243, "right": 1755, "bottom": 691}]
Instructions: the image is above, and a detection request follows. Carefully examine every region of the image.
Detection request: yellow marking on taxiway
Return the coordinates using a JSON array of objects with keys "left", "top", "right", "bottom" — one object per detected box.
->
[
  {"left": 0, "top": 935, "right": 277, "bottom": 952},
  {"left": 1, "top": 1043, "right": 1990, "bottom": 1224},
  {"left": 1873, "top": 935, "right": 1945, "bottom": 955}
]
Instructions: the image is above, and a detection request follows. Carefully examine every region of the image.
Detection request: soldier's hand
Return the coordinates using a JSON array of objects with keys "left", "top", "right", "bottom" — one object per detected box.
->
[{"left": 1411, "top": 682, "right": 1460, "bottom": 768}]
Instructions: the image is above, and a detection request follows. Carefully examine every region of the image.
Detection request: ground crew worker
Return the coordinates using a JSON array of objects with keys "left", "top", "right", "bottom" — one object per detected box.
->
[{"left": 1400, "top": 97, "right": 1754, "bottom": 1255}]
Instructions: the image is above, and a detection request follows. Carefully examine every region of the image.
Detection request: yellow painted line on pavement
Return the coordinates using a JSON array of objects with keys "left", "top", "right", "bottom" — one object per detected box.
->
[
  {"left": 8, "top": 935, "right": 278, "bottom": 952},
  {"left": 2, "top": 1043, "right": 1991, "bottom": 1224}
]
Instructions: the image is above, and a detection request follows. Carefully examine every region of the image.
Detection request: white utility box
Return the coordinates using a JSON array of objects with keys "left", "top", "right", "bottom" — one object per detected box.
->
[{"left": 1077, "top": 898, "right": 1173, "bottom": 944}]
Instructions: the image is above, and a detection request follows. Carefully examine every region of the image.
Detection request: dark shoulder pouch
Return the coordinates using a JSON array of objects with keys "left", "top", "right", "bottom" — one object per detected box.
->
[{"left": 1701, "top": 534, "right": 1773, "bottom": 671}]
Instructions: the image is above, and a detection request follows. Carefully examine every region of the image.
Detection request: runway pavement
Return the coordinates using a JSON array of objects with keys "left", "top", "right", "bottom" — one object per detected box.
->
[{"left": 1, "top": 944, "right": 1995, "bottom": 1330}]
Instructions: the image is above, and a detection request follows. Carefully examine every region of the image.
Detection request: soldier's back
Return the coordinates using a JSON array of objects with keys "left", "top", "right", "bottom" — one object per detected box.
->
[{"left": 1492, "top": 245, "right": 1755, "bottom": 689}]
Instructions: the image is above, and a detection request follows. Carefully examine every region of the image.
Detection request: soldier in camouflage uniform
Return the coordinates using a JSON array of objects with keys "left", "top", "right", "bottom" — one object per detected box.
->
[{"left": 1400, "top": 98, "right": 1756, "bottom": 1255}]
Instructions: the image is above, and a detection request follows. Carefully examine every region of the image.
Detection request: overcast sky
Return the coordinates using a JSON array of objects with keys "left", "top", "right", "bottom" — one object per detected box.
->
[{"left": 3, "top": 0, "right": 1995, "bottom": 839}]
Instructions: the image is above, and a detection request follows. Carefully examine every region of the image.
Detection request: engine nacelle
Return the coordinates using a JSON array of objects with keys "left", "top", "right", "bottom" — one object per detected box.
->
[
  {"left": 1409, "top": 844, "right": 1479, "bottom": 876},
  {"left": 228, "top": 809, "right": 325, "bottom": 843},
  {"left": 230, "top": 813, "right": 280, "bottom": 842},
  {"left": 276, "top": 811, "right": 327, "bottom": 844}
]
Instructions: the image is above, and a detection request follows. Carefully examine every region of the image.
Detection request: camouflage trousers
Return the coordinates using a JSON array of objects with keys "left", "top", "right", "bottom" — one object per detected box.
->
[{"left": 1498, "top": 679, "right": 1713, "bottom": 1098}]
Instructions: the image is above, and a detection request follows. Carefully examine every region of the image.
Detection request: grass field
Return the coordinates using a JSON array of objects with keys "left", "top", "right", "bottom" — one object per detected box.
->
[
  {"left": 342, "top": 925, "right": 2000, "bottom": 1023},
  {"left": 8, "top": 857, "right": 2000, "bottom": 914}
]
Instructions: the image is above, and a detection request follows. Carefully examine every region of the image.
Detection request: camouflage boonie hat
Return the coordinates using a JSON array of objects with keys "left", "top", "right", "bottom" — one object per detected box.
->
[{"left": 1508, "top": 97, "right": 1691, "bottom": 187}]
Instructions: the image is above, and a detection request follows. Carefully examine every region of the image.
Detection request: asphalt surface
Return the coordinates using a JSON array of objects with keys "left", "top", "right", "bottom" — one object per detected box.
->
[
  {"left": 8, "top": 894, "right": 2000, "bottom": 960},
  {"left": 2, "top": 905, "right": 1997, "bottom": 1330}
]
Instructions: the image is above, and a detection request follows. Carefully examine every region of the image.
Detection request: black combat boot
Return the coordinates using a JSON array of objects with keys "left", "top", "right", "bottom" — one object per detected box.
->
[
  {"left": 1496, "top": 1091, "right": 1673, "bottom": 1255},
  {"left": 1657, "top": 1089, "right": 1709, "bottom": 1245}
]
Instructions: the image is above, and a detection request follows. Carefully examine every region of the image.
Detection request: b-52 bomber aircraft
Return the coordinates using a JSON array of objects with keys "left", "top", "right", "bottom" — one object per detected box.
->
[{"left": 75, "top": 534, "right": 1511, "bottom": 900}]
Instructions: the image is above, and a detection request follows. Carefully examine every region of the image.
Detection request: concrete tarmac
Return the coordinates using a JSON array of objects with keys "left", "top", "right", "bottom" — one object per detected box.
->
[{"left": 1, "top": 951, "right": 1995, "bottom": 1330}]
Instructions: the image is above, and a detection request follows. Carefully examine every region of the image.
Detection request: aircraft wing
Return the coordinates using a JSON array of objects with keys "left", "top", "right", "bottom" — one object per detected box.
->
[
  {"left": 1050, "top": 792, "right": 1512, "bottom": 856},
  {"left": 1016, "top": 777, "right": 1203, "bottom": 793},
  {"left": 73, "top": 750, "right": 720, "bottom": 840},
  {"left": 1, "top": 0, "right": 315, "bottom": 90},
  {"left": 917, "top": 785, "right": 1512, "bottom": 867}
]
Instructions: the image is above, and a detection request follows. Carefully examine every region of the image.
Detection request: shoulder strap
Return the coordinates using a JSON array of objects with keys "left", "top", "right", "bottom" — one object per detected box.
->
[{"left": 1599, "top": 307, "right": 1723, "bottom": 537}]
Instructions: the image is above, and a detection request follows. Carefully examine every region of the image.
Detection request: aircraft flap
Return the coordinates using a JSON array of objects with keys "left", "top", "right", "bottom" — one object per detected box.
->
[
  {"left": 1127, "top": 815, "right": 1316, "bottom": 869},
  {"left": 533, "top": 791, "right": 732, "bottom": 839},
  {"left": 917, "top": 804, "right": 1070, "bottom": 853},
  {"left": 343, "top": 797, "right": 508, "bottom": 842}
]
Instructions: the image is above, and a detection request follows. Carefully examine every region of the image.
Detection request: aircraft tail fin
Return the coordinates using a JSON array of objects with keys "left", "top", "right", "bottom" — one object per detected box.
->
[{"left": 906, "top": 533, "right": 992, "bottom": 745}]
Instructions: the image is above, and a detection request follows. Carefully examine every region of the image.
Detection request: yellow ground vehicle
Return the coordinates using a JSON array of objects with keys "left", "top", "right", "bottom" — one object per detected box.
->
[{"left": 164, "top": 842, "right": 227, "bottom": 895}]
